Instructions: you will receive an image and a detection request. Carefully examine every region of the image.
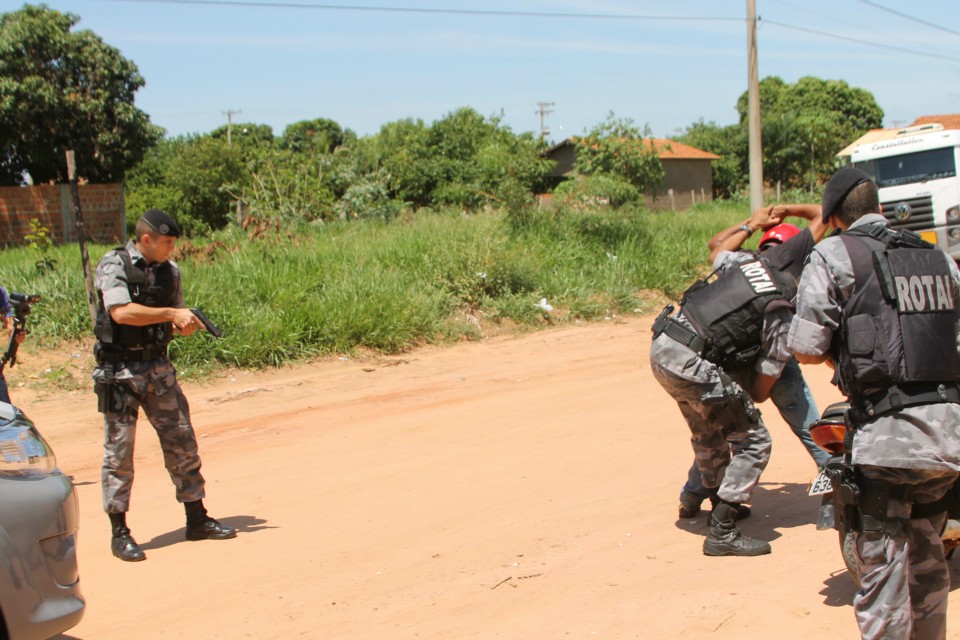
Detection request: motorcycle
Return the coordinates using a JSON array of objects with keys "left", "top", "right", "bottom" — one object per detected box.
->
[{"left": 808, "top": 401, "right": 960, "bottom": 585}]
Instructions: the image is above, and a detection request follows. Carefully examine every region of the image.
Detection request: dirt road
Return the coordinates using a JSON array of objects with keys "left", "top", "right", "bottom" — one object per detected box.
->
[{"left": 19, "top": 315, "right": 960, "bottom": 639}]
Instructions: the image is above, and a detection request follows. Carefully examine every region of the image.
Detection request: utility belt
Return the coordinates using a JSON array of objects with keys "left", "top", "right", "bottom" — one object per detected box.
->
[
  {"left": 825, "top": 461, "right": 954, "bottom": 535},
  {"left": 652, "top": 305, "right": 760, "bottom": 426},
  {"left": 651, "top": 305, "right": 721, "bottom": 364},
  {"left": 94, "top": 342, "right": 168, "bottom": 365},
  {"left": 93, "top": 342, "right": 166, "bottom": 415},
  {"left": 849, "top": 382, "right": 960, "bottom": 425}
]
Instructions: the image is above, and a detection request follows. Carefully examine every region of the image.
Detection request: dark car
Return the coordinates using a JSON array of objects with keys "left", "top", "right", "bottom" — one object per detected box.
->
[{"left": 0, "top": 400, "right": 84, "bottom": 639}]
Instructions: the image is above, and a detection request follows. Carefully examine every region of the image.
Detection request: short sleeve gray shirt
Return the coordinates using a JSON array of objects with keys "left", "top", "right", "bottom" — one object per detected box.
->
[
  {"left": 787, "top": 215, "right": 960, "bottom": 470},
  {"left": 95, "top": 240, "right": 183, "bottom": 312}
]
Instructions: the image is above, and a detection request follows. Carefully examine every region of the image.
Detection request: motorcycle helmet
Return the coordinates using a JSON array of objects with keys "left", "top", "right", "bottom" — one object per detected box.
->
[{"left": 759, "top": 223, "right": 801, "bottom": 250}]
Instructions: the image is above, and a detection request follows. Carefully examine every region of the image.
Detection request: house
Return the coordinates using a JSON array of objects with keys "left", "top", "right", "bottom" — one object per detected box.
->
[
  {"left": 543, "top": 138, "right": 720, "bottom": 210},
  {"left": 836, "top": 114, "right": 960, "bottom": 163}
]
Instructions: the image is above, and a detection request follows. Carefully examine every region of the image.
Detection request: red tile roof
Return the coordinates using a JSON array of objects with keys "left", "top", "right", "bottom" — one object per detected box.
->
[
  {"left": 645, "top": 139, "right": 720, "bottom": 160},
  {"left": 547, "top": 137, "right": 719, "bottom": 160},
  {"left": 910, "top": 114, "right": 960, "bottom": 131}
]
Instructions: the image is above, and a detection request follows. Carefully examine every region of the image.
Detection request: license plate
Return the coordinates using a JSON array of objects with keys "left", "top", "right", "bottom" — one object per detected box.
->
[
  {"left": 921, "top": 231, "right": 937, "bottom": 245},
  {"left": 809, "top": 470, "right": 833, "bottom": 496}
]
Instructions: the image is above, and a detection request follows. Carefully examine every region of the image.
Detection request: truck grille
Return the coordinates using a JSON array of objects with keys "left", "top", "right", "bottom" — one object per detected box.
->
[{"left": 881, "top": 195, "right": 934, "bottom": 231}]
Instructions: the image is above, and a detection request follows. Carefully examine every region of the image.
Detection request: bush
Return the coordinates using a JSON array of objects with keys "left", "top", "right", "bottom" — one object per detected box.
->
[{"left": 554, "top": 175, "right": 641, "bottom": 208}]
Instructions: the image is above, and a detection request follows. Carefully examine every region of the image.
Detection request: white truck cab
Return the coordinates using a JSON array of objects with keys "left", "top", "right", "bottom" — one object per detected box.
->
[{"left": 850, "top": 123, "right": 960, "bottom": 259}]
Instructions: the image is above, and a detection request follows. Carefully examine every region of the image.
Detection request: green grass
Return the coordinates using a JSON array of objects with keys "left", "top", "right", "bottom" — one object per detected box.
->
[{"left": 0, "top": 202, "right": 751, "bottom": 376}]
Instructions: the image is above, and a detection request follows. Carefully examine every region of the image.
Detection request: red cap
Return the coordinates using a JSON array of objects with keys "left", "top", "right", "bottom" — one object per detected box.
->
[{"left": 759, "top": 223, "right": 800, "bottom": 249}]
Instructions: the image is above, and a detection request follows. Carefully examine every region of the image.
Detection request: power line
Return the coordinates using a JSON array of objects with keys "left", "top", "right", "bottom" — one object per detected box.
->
[
  {"left": 854, "top": 0, "right": 960, "bottom": 37},
  {"left": 767, "top": 0, "right": 862, "bottom": 31},
  {"left": 762, "top": 19, "right": 960, "bottom": 62},
  {"left": 94, "top": 0, "right": 960, "bottom": 65},
  {"left": 97, "top": 0, "right": 742, "bottom": 22},
  {"left": 767, "top": 0, "right": 958, "bottom": 59}
]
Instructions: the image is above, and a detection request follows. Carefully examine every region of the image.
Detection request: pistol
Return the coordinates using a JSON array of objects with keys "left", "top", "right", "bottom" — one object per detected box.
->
[{"left": 190, "top": 307, "right": 223, "bottom": 338}]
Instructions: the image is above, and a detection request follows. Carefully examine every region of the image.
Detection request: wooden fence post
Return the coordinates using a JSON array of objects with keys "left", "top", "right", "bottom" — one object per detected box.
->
[{"left": 65, "top": 150, "right": 98, "bottom": 329}]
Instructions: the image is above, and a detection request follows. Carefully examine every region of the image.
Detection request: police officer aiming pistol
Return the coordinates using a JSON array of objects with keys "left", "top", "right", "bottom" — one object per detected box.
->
[
  {"left": 788, "top": 167, "right": 960, "bottom": 639},
  {"left": 94, "top": 209, "right": 235, "bottom": 562}
]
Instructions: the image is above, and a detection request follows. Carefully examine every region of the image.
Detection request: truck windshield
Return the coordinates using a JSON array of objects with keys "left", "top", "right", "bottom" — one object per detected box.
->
[{"left": 854, "top": 147, "right": 956, "bottom": 188}]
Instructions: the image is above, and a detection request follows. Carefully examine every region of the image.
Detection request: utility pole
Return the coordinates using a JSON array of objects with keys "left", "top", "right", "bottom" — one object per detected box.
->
[
  {"left": 536, "top": 101, "right": 555, "bottom": 139},
  {"left": 223, "top": 108, "right": 242, "bottom": 145},
  {"left": 222, "top": 108, "right": 242, "bottom": 223},
  {"left": 746, "top": 0, "right": 763, "bottom": 212}
]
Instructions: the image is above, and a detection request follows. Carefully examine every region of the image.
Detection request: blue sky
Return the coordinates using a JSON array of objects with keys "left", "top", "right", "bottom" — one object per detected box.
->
[{"left": 24, "top": 0, "right": 960, "bottom": 146}]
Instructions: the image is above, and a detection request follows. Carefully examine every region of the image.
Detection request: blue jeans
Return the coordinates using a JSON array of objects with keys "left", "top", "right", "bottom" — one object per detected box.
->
[{"left": 682, "top": 357, "right": 829, "bottom": 498}]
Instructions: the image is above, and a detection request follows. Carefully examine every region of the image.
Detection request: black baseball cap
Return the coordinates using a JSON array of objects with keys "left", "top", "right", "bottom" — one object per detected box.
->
[
  {"left": 139, "top": 209, "right": 181, "bottom": 237},
  {"left": 821, "top": 167, "right": 871, "bottom": 223}
]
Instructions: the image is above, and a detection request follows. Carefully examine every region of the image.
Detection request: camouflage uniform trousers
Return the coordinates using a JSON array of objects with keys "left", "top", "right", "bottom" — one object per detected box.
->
[
  {"left": 96, "top": 356, "right": 205, "bottom": 513},
  {"left": 853, "top": 465, "right": 958, "bottom": 640},
  {"left": 650, "top": 357, "right": 772, "bottom": 505}
]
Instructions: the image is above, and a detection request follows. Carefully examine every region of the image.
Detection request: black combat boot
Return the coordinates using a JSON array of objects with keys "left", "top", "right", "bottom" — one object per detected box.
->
[
  {"left": 680, "top": 488, "right": 750, "bottom": 520},
  {"left": 708, "top": 491, "right": 751, "bottom": 520},
  {"left": 703, "top": 501, "right": 771, "bottom": 557},
  {"left": 184, "top": 499, "right": 237, "bottom": 541},
  {"left": 109, "top": 512, "right": 146, "bottom": 562}
]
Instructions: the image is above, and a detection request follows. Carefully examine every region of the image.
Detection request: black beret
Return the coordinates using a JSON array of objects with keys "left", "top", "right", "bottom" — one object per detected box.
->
[
  {"left": 139, "top": 208, "right": 181, "bottom": 237},
  {"left": 821, "top": 167, "right": 872, "bottom": 223}
]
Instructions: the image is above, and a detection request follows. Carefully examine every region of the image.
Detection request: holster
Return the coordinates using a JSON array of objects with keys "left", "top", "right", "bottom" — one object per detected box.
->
[
  {"left": 651, "top": 304, "right": 675, "bottom": 338},
  {"left": 94, "top": 353, "right": 128, "bottom": 415},
  {"left": 826, "top": 461, "right": 913, "bottom": 536},
  {"left": 825, "top": 461, "right": 861, "bottom": 533},
  {"left": 95, "top": 379, "right": 128, "bottom": 415}
]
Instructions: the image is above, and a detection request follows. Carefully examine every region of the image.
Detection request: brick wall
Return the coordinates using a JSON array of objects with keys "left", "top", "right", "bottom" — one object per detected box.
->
[{"left": 0, "top": 184, "right": 125, "bottom": 246}]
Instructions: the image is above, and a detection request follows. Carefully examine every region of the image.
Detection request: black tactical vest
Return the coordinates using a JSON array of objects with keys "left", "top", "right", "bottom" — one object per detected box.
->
[
  {"left": 94, "top": 248, "right": 176, "bottom": 348},
  {"left": 680, "top": 257, "right": 797, "bottom": 370},
  {"left": 835, "top": 224, "right": 960, "bottom": 401}
]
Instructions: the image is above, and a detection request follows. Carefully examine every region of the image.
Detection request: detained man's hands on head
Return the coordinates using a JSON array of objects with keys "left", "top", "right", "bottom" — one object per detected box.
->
[{"left": 749, "top": 205, "right": 784, "bottom": 232}]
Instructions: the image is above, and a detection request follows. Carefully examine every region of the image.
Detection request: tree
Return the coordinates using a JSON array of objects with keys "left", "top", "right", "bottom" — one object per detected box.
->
[
  {"left": 735, "top": 76, "right": 883, "bottom": 188},
  {"left": 362, "top": 118, "right": 434, "bottom": 205},
  {"left": 124, "top": 135, "right": 247, "bottom": 235},
  {"left": 279, "top": 118, "right": 347, "bottom": 154},
  {"left": 0, "top": 4, "right": 162, "bottom": 185},
  {"left": 209, "top": 122, "right": 276, "bottom": 152},
  {"left": 573, "top": 113, "right": 665, "bottom": 195},
  {"left": 364, "top": 107, "right": 551, "bottom": 210}
]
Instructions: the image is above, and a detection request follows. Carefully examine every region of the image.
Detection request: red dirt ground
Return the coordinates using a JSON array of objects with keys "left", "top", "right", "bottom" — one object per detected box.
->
[{"left": 12, "top": 314, "right": 960, "bottom": 639}]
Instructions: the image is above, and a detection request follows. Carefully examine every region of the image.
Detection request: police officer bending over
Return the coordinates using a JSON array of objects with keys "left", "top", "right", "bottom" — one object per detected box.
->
[
  {"left": 676, "top": 214, "right": 832, "bottom": 520},
  {"left": 651, "top": 204, "right": 829, "bottom": 556},
  {"left": 94, "top": 209, "right": 236, "bottom": 562},
  {"left": 789, "top": 167, "right": 960, "bottom": 639}
]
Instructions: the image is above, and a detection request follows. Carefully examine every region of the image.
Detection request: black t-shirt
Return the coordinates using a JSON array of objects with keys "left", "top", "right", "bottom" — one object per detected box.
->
[{"left": 757, "top": 227, "right": 815, "bottom": 280}]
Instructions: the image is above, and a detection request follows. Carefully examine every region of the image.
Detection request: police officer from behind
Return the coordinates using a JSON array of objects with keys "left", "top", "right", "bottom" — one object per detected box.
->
[
  {"left": 677, "top": 212, "right": 832, "bottom": 520},
  {"left": 94, "top": 209, "right": 236, "bottom": 562},
  {"left": 650, "top": 203, "right": 828, "bottom": 556},
  {"left": 788, "top": 167, "right": 960, "bottom": 639}
]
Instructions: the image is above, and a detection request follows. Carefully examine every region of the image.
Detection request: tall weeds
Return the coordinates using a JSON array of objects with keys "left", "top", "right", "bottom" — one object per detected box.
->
[{"left": 0, "top": 203, "right": 748, "bottom": 373}]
